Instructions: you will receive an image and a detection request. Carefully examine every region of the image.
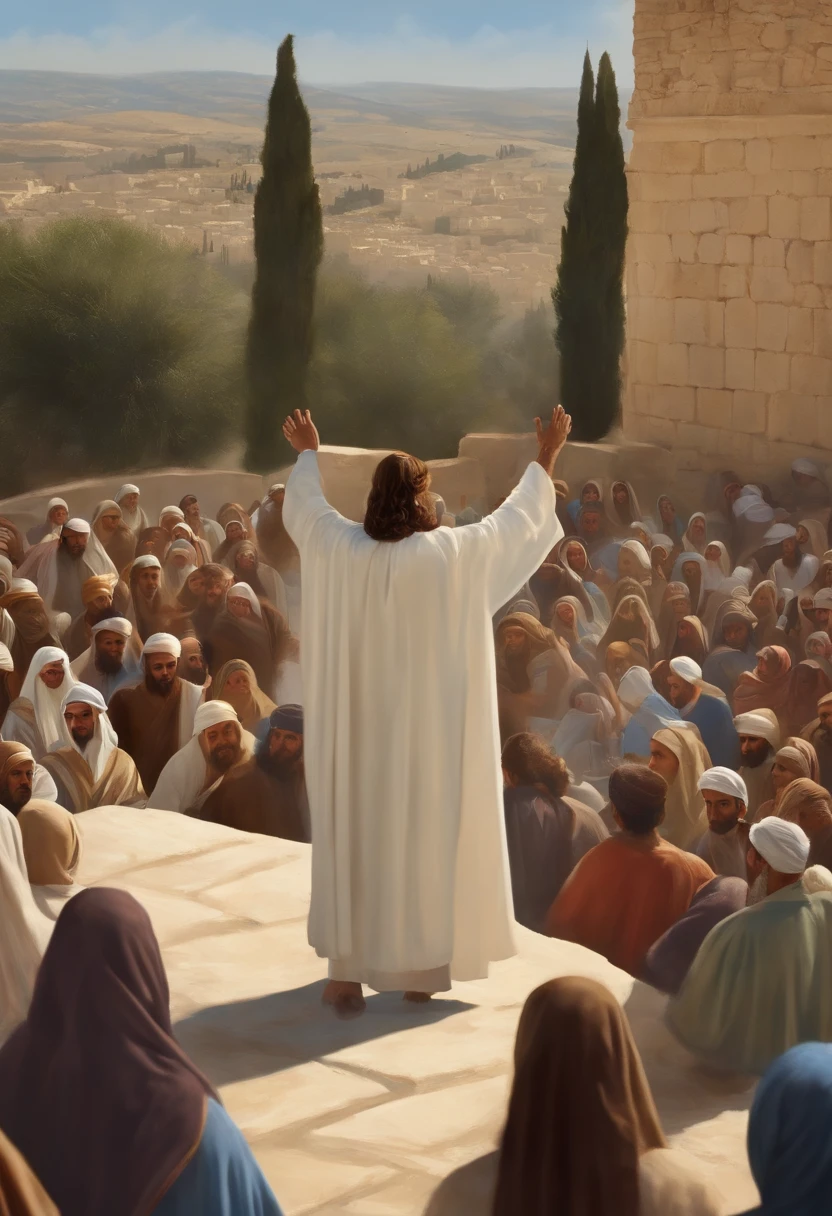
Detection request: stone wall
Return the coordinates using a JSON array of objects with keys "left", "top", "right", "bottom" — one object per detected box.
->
[{"left": 626, "top": 0, "right": 832, "bottom": 478}]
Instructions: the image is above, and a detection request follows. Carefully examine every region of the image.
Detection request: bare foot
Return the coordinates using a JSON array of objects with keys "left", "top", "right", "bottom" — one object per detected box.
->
[
  {"left": 322, "top": 980, "right": 366, "bottom": 1018},
  {"left": 403, "top": 991, "right": 433, "bottom": 1004}
]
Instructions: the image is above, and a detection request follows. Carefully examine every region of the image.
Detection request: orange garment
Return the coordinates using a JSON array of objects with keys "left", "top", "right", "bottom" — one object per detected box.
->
[{"left": 546, "top": 835, "right": 715, "bottom": 977}]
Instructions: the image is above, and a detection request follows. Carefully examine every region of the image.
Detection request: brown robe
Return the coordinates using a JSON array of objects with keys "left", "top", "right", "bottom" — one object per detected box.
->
[
  {"left": 194, "top": 757, "right": 307, "bottom": 841},
  {"left": 108, "top": 680, "right": 187, "bottom": 793},
  {"left": 207, "top": 603, "right": 289, "bottom": 695},
  {"left": 41, "top": 746, "right": 144, "bottom": 813}
]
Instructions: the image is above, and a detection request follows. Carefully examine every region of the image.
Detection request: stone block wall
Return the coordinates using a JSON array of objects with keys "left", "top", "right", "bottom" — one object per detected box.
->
[{"left": 626, "top": 0, "right": 832, "bottom": 477}]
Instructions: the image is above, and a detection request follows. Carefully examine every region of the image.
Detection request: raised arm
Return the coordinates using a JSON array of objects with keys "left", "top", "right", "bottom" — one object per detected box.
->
[
  {"left": 281, "top": 410, "right": 347, "bottom": 550},
  {"left": 535, "top": 405, "right": 572, "bottom": 477}
]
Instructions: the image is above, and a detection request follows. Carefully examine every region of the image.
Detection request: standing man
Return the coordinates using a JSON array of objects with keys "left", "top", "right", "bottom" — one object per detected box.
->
[
  {"left": 283, "top": 405, "right": 570, "bottom": 1015},
  {"left": 734, "top": 709, "right": 780, "bottom": 821},
  {"left": 666, "top": 656, "right": 741, "bottom": 770}
]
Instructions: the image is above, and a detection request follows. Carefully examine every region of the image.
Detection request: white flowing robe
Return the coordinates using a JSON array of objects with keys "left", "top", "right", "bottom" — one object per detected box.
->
[{"left": 283, "top": 451, "right": 561, "bottom": 983}]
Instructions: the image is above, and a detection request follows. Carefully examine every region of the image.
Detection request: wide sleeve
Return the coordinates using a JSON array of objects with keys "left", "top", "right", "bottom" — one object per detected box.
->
[
  {"left": 282, "top": 451, "right": 348, "bottom": 551},
  {"left": 152, "top": 1100, "right": 284, "bottom": 1216},
  {"left": 454, "top": 461, "right": 562, "bottom": 613}
]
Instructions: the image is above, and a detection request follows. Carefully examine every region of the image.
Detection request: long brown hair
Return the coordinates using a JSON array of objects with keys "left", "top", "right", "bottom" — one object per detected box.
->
[
  {"left": 363, "top": 453, "right": 439, "bottom": 542},
  {"left": 501, "top": 733, "right": 569, "bottom": 801}
]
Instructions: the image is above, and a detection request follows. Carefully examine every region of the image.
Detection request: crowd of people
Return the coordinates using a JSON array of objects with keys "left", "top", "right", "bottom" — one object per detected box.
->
[{"left": 3, "top": 442, "right": 832, "bottom": 1212}]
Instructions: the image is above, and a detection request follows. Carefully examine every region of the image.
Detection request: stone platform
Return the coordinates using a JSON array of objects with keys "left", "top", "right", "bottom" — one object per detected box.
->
[{"left": 75, "top": 807, "right": 759, "bottom": 1215}]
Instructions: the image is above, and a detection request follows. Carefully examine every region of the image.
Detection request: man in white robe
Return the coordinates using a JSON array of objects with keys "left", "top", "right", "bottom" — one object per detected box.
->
[
  {"left": 282, "top": 405, "right": 571, "bottom": 1014},
  {"left": 3, "top": 647, "right": 73, "bottom": 761},
  {"left": 16, "top": 519, "right": 117, "bottom": 619}
]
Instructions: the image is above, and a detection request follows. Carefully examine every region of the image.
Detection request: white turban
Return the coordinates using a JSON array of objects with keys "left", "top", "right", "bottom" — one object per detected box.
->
[
  {"left": 803, "top": 865, "right": 832, "bottom": 894},
  {"left": 749, "top": 818, "right": 810, "bottom": 874},
  {"left": 61, "top": 682, "right": 107, "bottom": 714},
  {"left": 132, "top": 555, "right": 161, "bottom": 572},
  {"left": 142, "top": 633, "right": 182, "bottom": 659},
  {"left": 698, "top": 767, "right": 748, "bottom": 804},
  {"left": 47, "top": 497, "right": 68, "bottom": 512},
  {"left": 815, "top": 589, "right": 832, "bottom": 610},
  {"left": 669, "top": 656, "right": 702, "bottom": 685},
  {"left": 159, "top": 506, "right": 185, "bottom": 523},
  {"left": 0, "top": 642, "right": 13, "bottom": 672},
  {"left": 733, "top": 711, "right": 780, "bottom": 749},
  {"left": 763, "top": 523, "right": 797, "bottom": 543},
  {"left": 116, "top": 484, "right": 140, "bottom": 501},
  {"left": 91, "top": 617, "right": 133, "bottom": 639},
  {"left": 193, "top": 700, "right": 239, "bottom": 737},
  {"left": 9, "top": 579, "right": 39, "bottom": 595},
  {"left": 793, "top": 458, "right": 822, "bottom": 479},
  {"left": 618, "top": 665, "right": 655, "bottom": 711},
  {"left": 228, "top": 582, "right": 262, "bottom": 620},
  {"left": 64, "top": 518, "right": 91, "bottom": 535},
  {"left": 268, "top": 483, "right": 285, "bottom": 495}
]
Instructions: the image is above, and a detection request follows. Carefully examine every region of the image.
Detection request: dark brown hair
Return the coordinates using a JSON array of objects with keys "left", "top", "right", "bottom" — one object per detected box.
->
[
  {"left": 363, "top": 453, "right": 439, "bottom": 542},
  {"left": 502, "top": 733, "right": 570, "bottom": 801}
]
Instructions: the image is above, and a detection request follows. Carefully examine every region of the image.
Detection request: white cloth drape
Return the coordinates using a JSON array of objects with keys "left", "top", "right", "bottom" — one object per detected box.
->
[{"left": 0, "top": 806, "right": 51, "bottom": 1044}]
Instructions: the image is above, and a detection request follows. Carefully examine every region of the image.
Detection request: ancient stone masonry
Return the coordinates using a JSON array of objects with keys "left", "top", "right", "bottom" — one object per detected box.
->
[{"left": 625, "top": 0, "right": 832, "bottom": 476}]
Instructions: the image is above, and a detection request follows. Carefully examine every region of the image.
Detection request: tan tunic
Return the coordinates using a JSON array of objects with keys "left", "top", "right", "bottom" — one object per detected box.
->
[{"left": 41, "top": 746, "right": 144, "bottom": 813}]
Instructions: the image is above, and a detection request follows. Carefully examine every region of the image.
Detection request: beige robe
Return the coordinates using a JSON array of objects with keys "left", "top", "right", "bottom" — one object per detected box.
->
[{"left": 41, "top": 746, "right": 144, "bottom": 813}]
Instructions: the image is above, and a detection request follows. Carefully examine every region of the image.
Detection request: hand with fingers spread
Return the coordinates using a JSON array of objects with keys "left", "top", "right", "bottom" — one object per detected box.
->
[
  {"left": 535, "top": 405, "right": 572, "bottom": 476},
  {"left": 283, "top": 409, "right": 320, "bottom": 454}
]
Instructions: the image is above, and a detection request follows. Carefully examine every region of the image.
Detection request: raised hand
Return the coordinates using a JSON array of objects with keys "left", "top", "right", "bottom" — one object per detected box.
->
[
  {"left": 535, "top": 405, "right": 572, "bottom": 475},
  {"left": 283, "top": 409, "right": 320, "bottom": 454}
]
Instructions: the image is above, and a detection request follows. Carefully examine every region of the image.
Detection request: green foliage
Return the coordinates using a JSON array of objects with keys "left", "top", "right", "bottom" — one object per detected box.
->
[
  {"left": 402, "top": 152, "right": 489, "bottom": 180},
  {"left": 553, "top": 51, "right": 629, "bottom": 441},
  {"left": 244, "top": 34, "right": 323, "bottom": 471},
  {"left": 0, "top": 218, "right": 245, "bottom": 495},
  {"left": 328, "top": 184, "right": 385, "bottom": 215}
]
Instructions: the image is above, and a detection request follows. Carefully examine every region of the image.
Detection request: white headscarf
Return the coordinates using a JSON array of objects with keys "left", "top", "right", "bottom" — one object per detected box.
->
[
  {"left": 15, "top": 525, "right": 117, "bottom": 610},
  {"left": 749, "top": 818, "right": 809, "bottom": 874},
  {"left": 150, "top": 700, "right": 253, "bottom": 813},
  {"left": 56, "top": 683, "right": 119, "bottom": 782},
  {"left": 162, "top": 539, "right": 197, "bottom": 598},
  {"left": 618, "top": 665, "right": 656, "bottom": 712},
  {"left": 115, "top": 484, "right": 148, "bottom": 535},
  {"left": 0, "top": 804, "right": 51, "bottom": 1045},
  {"left": 5, "top": 647, "right": 73, "bottom": 757},
  {"left": 142, "top": 633, "right": 182, "bottom": 660},
  {"left": 228, "top": 582, "right": 263, "bottom": 620},
  {"left": 698, "top": 767, "right": 748, "bottom": 803}
]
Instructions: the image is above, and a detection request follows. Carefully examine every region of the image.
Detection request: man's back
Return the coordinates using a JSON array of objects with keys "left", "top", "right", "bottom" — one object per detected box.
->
[
  {"left": 547, "top": 835, "right": 714, "bottom": 977},
  {"left": 669, "top": 883, "right": 832, "bottom": 1074}
]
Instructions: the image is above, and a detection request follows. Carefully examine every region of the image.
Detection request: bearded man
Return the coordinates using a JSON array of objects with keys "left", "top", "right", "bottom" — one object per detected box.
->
[
  {"left": 695, "top": 767, "right": 749, "bottom": 878},
  {"left": 17, "top": 519, "right": 117, "bottom": 619},
  {"left": 283, "top": 404, "right": 570, "bottom": 1015},
  {"left": 666, "top": 656, "right": 741, "bottom": 770},
  {"left": 803, "top": 690, "right": 832, "bottom": 794},
  {"left": 179, "top": 494, "right": 224, "bottom": 551},
  {"left": 150, "top": 701, "right": 254, "bottom": 815},
  {"left": 195, "top": 703, "right": 308, "bottom": 840},
  {"left": 127, "top": 555, "right": 168, "bottom": 643},
  {"left": 0, "top": 741, "right": 58, "bottom": 812},
  {"left": 178, "top": 637, "right": 211, "bottom": 690},
  {"left": 70, "top": 616, "right": 140, "bottom": 702},
  {"left": 42, "top": 683, "right": 144, "bottom": 812},
  {"left": 0, "top": 580, "right": 64, "bottom": 697},
  {"left": 702, "top": 601, "right": 759, "bottom": 699},
  {"left": 108, "top": 633, "right": 204, "bottom": 792},
  {"left": 63, "top": 574, "right": 117, "bottom": 661},
  {"left": 734, "top": 709, "right": 781, "bottom": 821}
]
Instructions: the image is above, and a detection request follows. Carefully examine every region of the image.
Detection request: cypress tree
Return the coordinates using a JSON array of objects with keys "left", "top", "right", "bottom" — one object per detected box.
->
[
  {"left": 553, "top": 51, "right": 629, "bottom": 441},
  {"left": 244, "top": 34, "right": 323, "bottom": 470}
]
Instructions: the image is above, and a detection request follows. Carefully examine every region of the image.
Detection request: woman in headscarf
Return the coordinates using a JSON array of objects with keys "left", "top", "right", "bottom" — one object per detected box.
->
[
  {"left": 606, "top": 480, "right": 642, "bottom": 534},
  {"left": 702, "top": 598, "right": 759, "bottom": 699},
  {"left": 17, "top": 799, "right": 83, "bottom": 920},
  {"left": 756, "top": 739, "right": 821, "bottom": 821},
  {"left": 648, "top": 724, "right": 711, "bottom": 851},
  {"left": 654, "top": 494, "right": 686, "bottom": 544},
  {"left": 484, "top": 978, "right": 721, "bottom": 1216},
  {"left": 161, "top": 539, "right": 198, "bottom": 605},
  {"left": 114, "top": 484, "right": 149, "bottom": 538},
  {"left": 171, "top": 521, "right": 212, "bottom": 566},
  {"left": 207, "top": 582, "right": 291, "bottom": 700},
  {"left": 669, "top": 616, "right": 708, "bottom": 667},
  {"left": 0, "top": 583, "right": 64, "bottom": 698},
  {"left": 159, "top": 505, "right": 186, "bottom": 542},
  {"left": 598, "top": 595, "right": 660, "bottom": 666},
  {"left": 495, "top": 613, "right": 587, "bottom": 741},
  {"left": 92, "top": 500, "right": 136, "bottom": 572},
  {"left": 225, "top": 540, "right": 289, "bottom": 622},
  {"left": 749, "top": 580, "right": 783, "bottom": 650},
  {"left": 732, "top": 644, "right": 794, "bottom": 718},
  {"left": 796, "top": 518, "right": 828, "bottom": 561},
  {"left": 671, "top": 552, "right": 707, "bottom": 615},
  {"left": 702, "top": 541, "right": 731, "bottom": 594},
  {"left": 26, "top": 497, "right": 68, "bottom": 547},
  {"left": 656, "top": 582, "right": 692, "bottom": 659},
  {"left": 211, "top": 659, "right": 277, "bottom": 734},
  {"left": 775, "top": 778, "right": 832, "bottom": 870},
  {"left": 551, "top": 597, "right": 601, "bottom": 680},
  {"left": 605, "top": 640, "right": 649, "bottom": 690},
  {"left": 0, "top": 806, "right": 51, "bottom": 1046},
  {"left": 806, "top": 631, "right": 832, "bottom": 679},
  {"left": 681, "top": 512, "right": 708, "bottom": 555},
  {"left": 213, "top": 504, "right": 256, "bottom": 565},
  {"left": 780, "top": 660, "right": 832, "bottom": 739},
  {"left": 736, "top": 1042, "right": 832, "bottom": 1216},
  {"left": 614, "top": 540, "right": 653, "bottom": 594},
  {"left": 566, "top": 479, "right": 603, "bottom": 529},
  {"left": 2, "top": 647, "right": 73, "bottom": 760},
  {"left": 556, "top": 538, "right": 609, "bottom": 627},
  {"left": 0, "top": 888, "right": 284, "bottom": 1216}
]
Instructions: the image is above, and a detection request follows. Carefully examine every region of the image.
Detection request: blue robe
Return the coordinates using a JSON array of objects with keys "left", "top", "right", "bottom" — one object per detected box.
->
[
  {"left": 701, "top": 645, "right": 757, "bottom": 699},
  {"left": 621, "top": 693, "right": 680, "bottom": 758},
  {"left": 682, "top": 693, "right": 741, "bottom": 769},
  {"left": 154, "top": 1100, "right": 283, "bottom": 1216}
]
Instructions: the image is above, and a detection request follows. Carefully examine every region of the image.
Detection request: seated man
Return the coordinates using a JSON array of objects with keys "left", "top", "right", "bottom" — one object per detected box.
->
[
  {"left": 642, "top": 875, "right": 748, "bottom": 995},
  {"left": 546, "top": 764, "right": 714, "bottom": 976},
  {"left": 666, "top": 656, "right": 741, "bottom": 770},
  {"left": 70, "top": 616, "right": 140, "bottom": 702},
  {"left": 668, "top": 817, "right": 832, "bottom": 1075},
  {"left": 502, "top": 732, "right": 608, "bottom": 933},
  {"left": 3, "top": 647, "right": 73, "bottom": 760},
  {"left": 108, "top": 633, "right": 204, "bottom": 793},
  {"left": 695, "top": 767, "right": 749, "bottom": 878},
  {"left": 63, "top": 574, "right": 117, "bottom": 661},
  {"left": 734, "top": 709, "right": 780, "bottom": 821},
  {"left": 193, "top": 704, "right": 309, "bottom": 841},
  {"left": 0, "top": 740, "right": 61, "bottom": 813},
  {"left": 41, "top": 683, "right": 144, "bottom": 813},
  {"left": 150, "top": 700, "right": 255, "bottom": 816}
]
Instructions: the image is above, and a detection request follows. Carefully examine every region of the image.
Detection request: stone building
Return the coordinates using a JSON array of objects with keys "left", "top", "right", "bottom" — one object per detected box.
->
[{"left": 625, "top": 1, "right": 832, "bottom": 476}]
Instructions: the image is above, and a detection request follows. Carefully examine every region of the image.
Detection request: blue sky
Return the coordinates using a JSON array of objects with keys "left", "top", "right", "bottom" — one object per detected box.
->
[{"left": 0, "top": 1, "right": 635, "bottom": 87}]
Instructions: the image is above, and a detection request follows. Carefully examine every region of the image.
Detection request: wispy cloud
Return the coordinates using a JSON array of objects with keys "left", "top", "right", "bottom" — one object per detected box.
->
[{"left": 0, "top": 10, "right": 634, "bottom": 88}]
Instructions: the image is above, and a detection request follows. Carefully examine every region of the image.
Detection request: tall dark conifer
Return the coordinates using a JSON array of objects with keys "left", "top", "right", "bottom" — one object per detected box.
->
[
  {"left": 244, "top": 35, "right": 323, "bottom": 470},
  {"left": 553, "top": 51, "right": 629, "bottom": 441}
]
